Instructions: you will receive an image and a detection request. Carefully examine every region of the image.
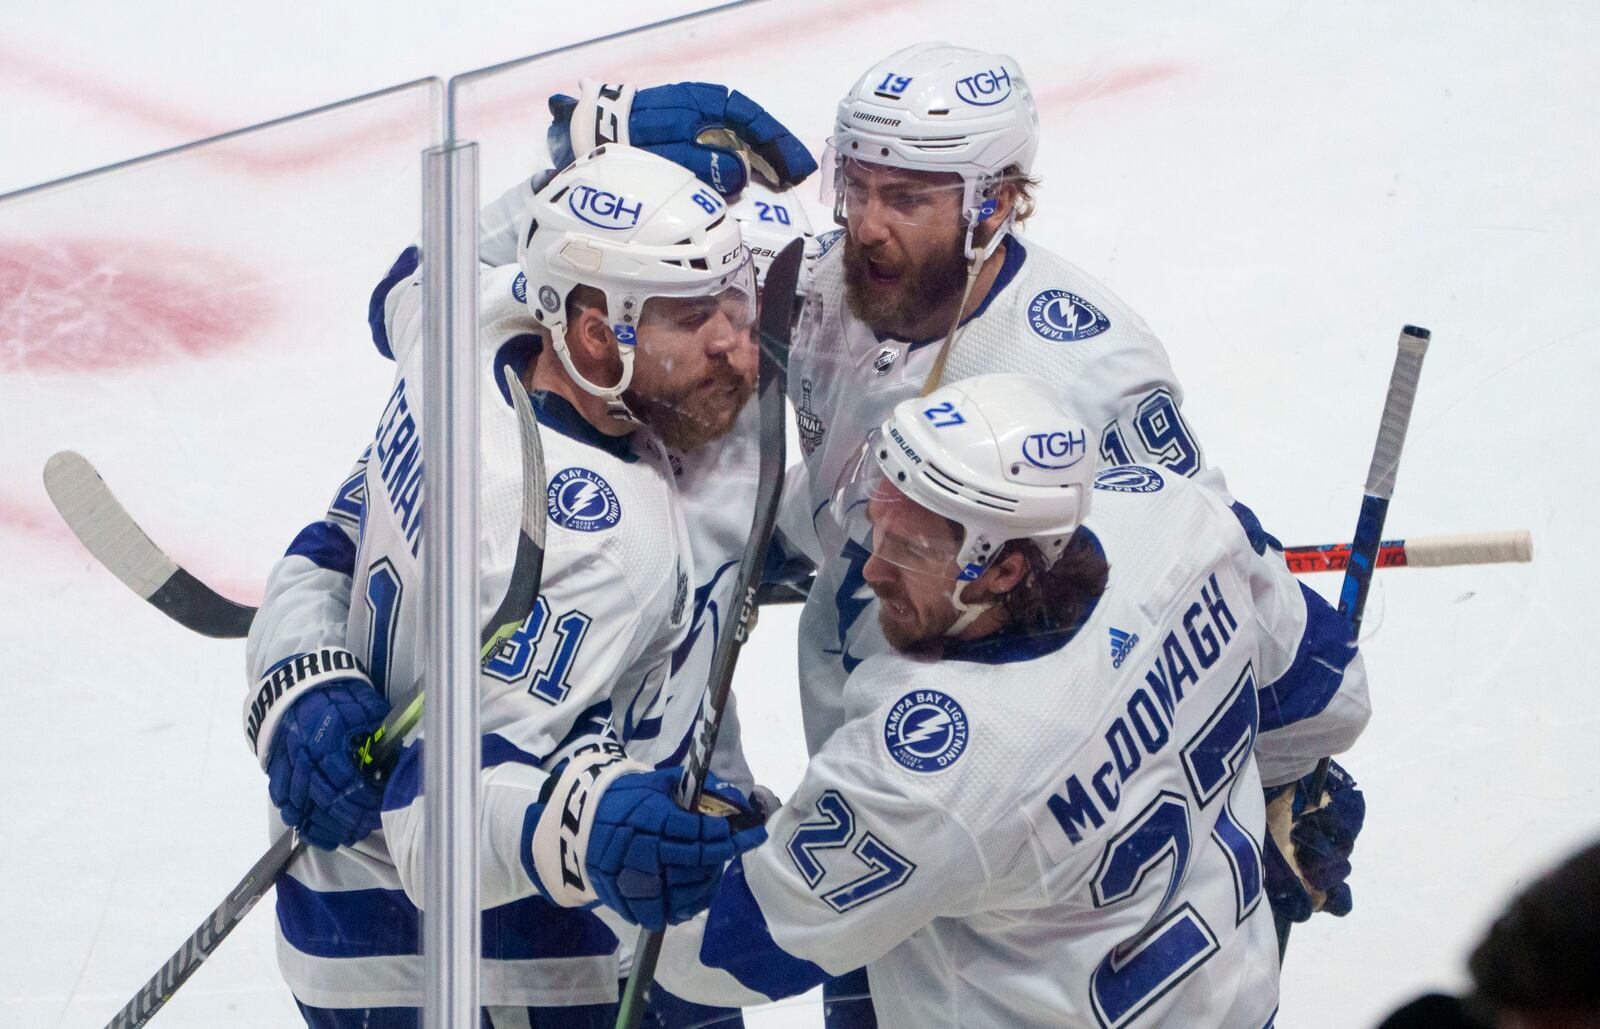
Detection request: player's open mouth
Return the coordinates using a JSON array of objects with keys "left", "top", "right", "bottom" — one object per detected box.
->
[{"left": 866, "top": 258, "right": 902, "bottom": 286}]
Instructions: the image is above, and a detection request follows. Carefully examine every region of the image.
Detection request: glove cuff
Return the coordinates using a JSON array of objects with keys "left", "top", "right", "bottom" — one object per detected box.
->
[
  {"left": 530, "top": 744, "right": 649, "bottom": 907},
  {"left": 244, "top": 647, "right": 372, "bottom": 767},
  {"left": 568, "top": 79, "right": 637, "bottom": 157}
]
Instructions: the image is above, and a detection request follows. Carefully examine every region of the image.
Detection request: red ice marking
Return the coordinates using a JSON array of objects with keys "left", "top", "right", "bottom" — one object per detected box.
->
[
  {"left": 0, "top": 490, "right": 265, "bottom": 602},
  {"left": 0, "top": 494, "right": 73, "bottom": 546},
  {"left": 0, "top": 238, "right": 274, "bottom": 373},
  {"left": 1034, "top": 61, "right": 1185, "bottom": 111}
]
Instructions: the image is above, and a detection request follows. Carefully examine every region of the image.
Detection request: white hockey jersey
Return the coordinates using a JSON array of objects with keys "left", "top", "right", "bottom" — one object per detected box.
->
[
  {"left": 480, "top": 172, "right": 760, "bottom": 791},
  {"left": 783, "top": 234, "right": 1231, "bottom": 758},
  {"left": 642, "top": 468, "right": 1370, "bottom": 1028},
  {"left": 244, "top": 260, "right": 694, "bottom": 1008}
]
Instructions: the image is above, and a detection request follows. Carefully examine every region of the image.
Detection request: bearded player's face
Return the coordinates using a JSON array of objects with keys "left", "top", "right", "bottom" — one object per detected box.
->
[
  {"left": 860, "top": 482, "right": 965, "bottom": 651},
  {"left": 627, "top": 290, "right": 757, "bottom": 452},
  {"left": 840, "top": 161, "right": 969, "bottom": 340}
]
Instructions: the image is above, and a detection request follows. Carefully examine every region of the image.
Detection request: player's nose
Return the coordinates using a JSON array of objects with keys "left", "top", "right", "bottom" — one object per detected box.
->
[
  {"left": 852, "top": 196, "right": 892, "bottom": 246},
  {"left": 702, "top": 310, "right": 744, "bottom": 357},
  {"left": 862, "top": 548, "right": 895, "bottom": 589}
]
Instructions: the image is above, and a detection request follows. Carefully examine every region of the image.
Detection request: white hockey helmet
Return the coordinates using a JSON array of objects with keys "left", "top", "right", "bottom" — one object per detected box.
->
[
  {"left": 517, "top": 144, "right": 754, "bottom": 421},
  {"left": 827, "top": 42, "right": 1039, "bottom": 259},
  {"left": 833, "top": 373, "right": 1094, "bottom": 591},
  {"left": 728, "top": 180, "right": 819, "bottom": 297}
]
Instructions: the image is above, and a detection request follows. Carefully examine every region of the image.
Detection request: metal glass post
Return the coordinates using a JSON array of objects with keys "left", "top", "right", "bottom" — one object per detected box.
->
[{"left": 420, "top": 139, "right": 481, "bottom": 1029}]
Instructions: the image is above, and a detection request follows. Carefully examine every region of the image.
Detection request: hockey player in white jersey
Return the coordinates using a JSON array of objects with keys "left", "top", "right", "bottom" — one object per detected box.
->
[
  {"left": 242, "top": 146, "right": 767, "bottom": 1026},
  {"left": 614, "top": 374, "right": 1370, "bottom": 1028},
  {"left": 787, "top": 39, "right": 1231, "bottom": 761}
]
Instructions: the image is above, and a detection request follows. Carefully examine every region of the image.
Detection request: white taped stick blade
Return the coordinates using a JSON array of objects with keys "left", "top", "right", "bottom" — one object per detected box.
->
[{"left": 43, "top": 450, "right": 178, "bottom": 600}]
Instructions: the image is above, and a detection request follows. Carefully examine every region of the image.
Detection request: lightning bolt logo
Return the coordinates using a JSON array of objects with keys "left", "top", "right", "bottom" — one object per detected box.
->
[
  {"left": 897, "top": 709, "right": 951, "bottom": 750},
  {"left": 546, "top": 468, "right": 621, "bottom": 532},
  {"left": 883, "top": 690, "right": 969, "bottom": 773}
]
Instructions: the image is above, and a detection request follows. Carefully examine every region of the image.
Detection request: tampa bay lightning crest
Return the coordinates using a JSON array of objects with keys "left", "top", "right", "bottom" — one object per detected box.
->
[
  {"left": 546, "top": 467, "right": 622, "bottom": 531},
  {"left": 884, "top": 689, "right": 969, "bottom": 773},
  {"left": 1094, "top": 465, "right": 1165, "bottom": 494},
  {"left": 1028, "top": 289, "right": 1111, "bottom": 343}
]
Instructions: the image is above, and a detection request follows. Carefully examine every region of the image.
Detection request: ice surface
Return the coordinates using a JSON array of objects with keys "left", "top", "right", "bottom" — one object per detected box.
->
[{"left": 3, "top": 1, "right": 1597, "bottom": 1026}]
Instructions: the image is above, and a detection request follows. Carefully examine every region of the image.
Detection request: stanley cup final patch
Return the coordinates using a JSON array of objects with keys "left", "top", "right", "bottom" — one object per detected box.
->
[
  {"left": 884, "top": 689, "right": 969, "bottom": 773},
  {"left": 546, "top": 468, "right": 622, "bottom": 532}
]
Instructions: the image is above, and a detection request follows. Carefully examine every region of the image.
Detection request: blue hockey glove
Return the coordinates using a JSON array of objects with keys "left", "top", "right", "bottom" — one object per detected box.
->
[
  {"left": 548, "top": 80, "right": 818, "bottom": 196},
  {"left": 1264, "top": 760, "right": 1366, "bottom": 922},
  {"left": 265, "top": 679, "right": 391, "bottom": 851},
  {"left": 525, "top": 750, "right": 766, "bottom": 932}
]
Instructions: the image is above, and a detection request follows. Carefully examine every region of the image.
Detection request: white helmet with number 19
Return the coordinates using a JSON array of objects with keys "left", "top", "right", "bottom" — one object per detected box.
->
[
  {"left": 517, "top": 145, "right": 753, "bottom": 422},
  {"left": 829, "top": 42, "right": 1039, "bottom": 259}
]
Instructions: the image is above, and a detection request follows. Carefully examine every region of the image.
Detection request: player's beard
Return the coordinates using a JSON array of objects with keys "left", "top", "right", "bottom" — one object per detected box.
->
[
  {"left": 842, "top": 233, "right": 969, "bottom": 339},
  {"left": 874, "top": 584, "right": 958, "bottom": 654},
  {"left": 627, "top": 369, "right": 754, "bottom": 452}
]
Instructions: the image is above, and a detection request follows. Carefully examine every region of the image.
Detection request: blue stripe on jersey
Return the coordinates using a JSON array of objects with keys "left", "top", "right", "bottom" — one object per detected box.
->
[
  {"left": 276, "top": 875, "right": 417, "bottom": 959},
  {"left": 381, "top": 733, "right": 547, "bottom": 813},
  {"left": 699, "top": 856, "right": 828, "bottom": 1001},
  {"left": 1257, "top": 583, "right": 1355, "bottom": 733},
  {"left": 278, "top": 872, "right": 618, "bottom": 961},
  {"left": 481, "top": 893, "right": 618, "bottom": 960},
  {"left": 900, "top": 235, "right": 1028, "bottom": 350},
  {"left": 369, "top": 246, "right": 420, "bottom": 361},
  {"left": 492, "top": 334, "right": 543, "bottom": 409},
  {"left": 531, "top": 389, "right": 637, "bottom": 463},
  {"left": 284, "top": 520, "right": 357, "bottom": 575},
  {"left": 1229, "top": 501, "right": 1284, "bottom": 556}
]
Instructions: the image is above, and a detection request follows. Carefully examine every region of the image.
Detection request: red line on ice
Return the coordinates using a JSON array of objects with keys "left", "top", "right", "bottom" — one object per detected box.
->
[
  {"left": 0, "top": 237, "right": 275, "bottom": 373},
  {"left": 1034, "top": 61, "right": 1186, "bottom": 110}
]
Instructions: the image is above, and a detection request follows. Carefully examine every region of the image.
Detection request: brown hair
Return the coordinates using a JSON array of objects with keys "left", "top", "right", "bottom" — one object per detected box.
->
[
  {"left": 1002, "top": 163, "right": 1041, "bottom": 224},
  {"left": 996, "top": 529, "right": 1109, "bottom": 637}
]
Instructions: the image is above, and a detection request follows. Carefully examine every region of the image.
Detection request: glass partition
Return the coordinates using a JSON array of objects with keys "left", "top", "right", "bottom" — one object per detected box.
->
[
  {"left": 3, "top": 3, "right": 1594, "bottom": 1027},
  {"left": 0, "top": 80, "right": 440, "bottom": 1026}
]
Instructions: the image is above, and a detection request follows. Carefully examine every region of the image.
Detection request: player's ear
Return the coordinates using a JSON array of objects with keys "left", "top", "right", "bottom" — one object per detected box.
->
[
  {"left": 972, "top": 184, "right": 1015, "bottom": 251},
  {"left": 969, "top": 548, "right": 1028, "bottom": 600},
  {"left": 567, "top": 304, "right": 621, "bottom": 378}
]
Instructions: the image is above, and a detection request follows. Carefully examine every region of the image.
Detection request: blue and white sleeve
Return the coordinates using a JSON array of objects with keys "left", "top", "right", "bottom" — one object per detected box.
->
[
  {"left": 242, "top": 454, "right": 368, "bottom": 765},
  {"left": 1235, "top": 503, "right": 1371, "bottom": 787},
  {"left": 642, "top": 753, "right": 988, "bottom": 1007}
]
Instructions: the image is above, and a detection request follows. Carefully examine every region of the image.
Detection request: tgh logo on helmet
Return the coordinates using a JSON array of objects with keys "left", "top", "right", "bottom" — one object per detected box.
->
[
  {"left": 568, "top": 184, "right": 644, "bottom": 230},
  {"left": 955, "top": 66, "right": 1013, "bottom": 107},
  {"left": 1022, "top": 428, "right": 1088, "bottom": 470}
]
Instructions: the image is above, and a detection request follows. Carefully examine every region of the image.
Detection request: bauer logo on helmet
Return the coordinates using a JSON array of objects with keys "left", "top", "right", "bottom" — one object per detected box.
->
[
  {"left": 955, "top": 66, "right": 1014, "bottom": 106},
  {"left": 567, "top": 184, "right": 644, "bottom": 230}
]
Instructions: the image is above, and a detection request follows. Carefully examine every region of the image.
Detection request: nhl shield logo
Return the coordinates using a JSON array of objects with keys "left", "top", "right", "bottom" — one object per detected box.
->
[
  {"left": 883, "top": 689, "right": 969, "bottom": 773},
  {"left": 1028, "top": 289, "right": 1111, "bottom": 343},
  {"left": 546, "top": 467, "right": 622, "bottom": 531},
  {"left": 873, "top": 347, "right": 898, "bottom": 375}
]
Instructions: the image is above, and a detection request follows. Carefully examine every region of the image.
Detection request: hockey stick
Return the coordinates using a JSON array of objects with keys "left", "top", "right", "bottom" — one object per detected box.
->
[
  {"left": 751, "top": 527, "right": 1534, "bottom": 608},
  {"left": 1274, "top": 324, "right": 1430, "bottom": 959},
  {"left": 1319, "top": 325, "right": 1431, "bottom": 791},
  {"left": 46, "top": 450, "right": 1536, "bottom": 633},
  {"left": 614, "top": 238, "right": 805, "bottom": 1029},
  {"left": 43, "top": 451, "right": 257, "bottom": 639},
  {"left": 1282, "top": 530, "right": 1531, "bottom": 574},
  {"left": 101, "top": 365, "right": 547, "bottom": 1029}
]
